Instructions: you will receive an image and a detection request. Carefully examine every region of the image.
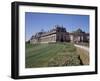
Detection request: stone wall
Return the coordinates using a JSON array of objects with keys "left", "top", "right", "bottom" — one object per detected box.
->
[{"left": 40, "top": 34, "right": 56, "bottom": 43}]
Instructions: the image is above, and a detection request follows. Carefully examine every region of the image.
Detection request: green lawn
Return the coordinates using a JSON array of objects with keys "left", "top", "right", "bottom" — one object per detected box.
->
[{"left": 25, "top": 43, "right": 81, "bottom": 68}]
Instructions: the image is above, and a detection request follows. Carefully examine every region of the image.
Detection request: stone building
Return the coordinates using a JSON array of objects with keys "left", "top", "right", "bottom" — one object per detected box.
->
[
  {"left": 29, "top": 25, "right": 89, "bottom": 44},
  {"left": 70, "top": 28, "right": 89, "bottom": 43}
]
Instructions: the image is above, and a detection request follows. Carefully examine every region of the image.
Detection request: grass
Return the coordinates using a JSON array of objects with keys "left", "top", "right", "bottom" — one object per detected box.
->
[{"left": 25, "top": 43, "right": 81, "bottom": 68}]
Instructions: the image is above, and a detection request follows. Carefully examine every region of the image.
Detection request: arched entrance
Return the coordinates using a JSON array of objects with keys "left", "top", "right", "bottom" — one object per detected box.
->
[{"left": 60, "top": 35, "right": 64, "bottom": 42}]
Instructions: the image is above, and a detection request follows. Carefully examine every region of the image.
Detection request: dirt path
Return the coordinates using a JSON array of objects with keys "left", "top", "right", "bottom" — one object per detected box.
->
[
  {"left": 74, "top": 44, "right": 89, "bottom": 65},
  {"left": 74, "top": 44, "right": 89, "bottom": 52}
]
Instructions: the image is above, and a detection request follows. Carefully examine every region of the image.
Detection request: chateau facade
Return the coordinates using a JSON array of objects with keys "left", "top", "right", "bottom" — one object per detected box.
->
[{"left": 29, "top": 25, "right": 89, "bottom": 44}]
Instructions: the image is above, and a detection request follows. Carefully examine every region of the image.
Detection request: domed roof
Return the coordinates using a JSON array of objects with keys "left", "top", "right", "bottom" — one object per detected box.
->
[{"left": 73, "top": 28, "right": 85, "bottom": 33}]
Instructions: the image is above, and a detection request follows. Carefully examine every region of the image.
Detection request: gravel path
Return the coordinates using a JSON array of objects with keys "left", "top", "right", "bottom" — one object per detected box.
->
[{"left": 74, "top": 44, "right": 89, "bottom": 52}]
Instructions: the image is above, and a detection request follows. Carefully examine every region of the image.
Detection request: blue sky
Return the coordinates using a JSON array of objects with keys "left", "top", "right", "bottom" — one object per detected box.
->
[{"left": 25, "top": 12, "right": 89, "bottom": 41}]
